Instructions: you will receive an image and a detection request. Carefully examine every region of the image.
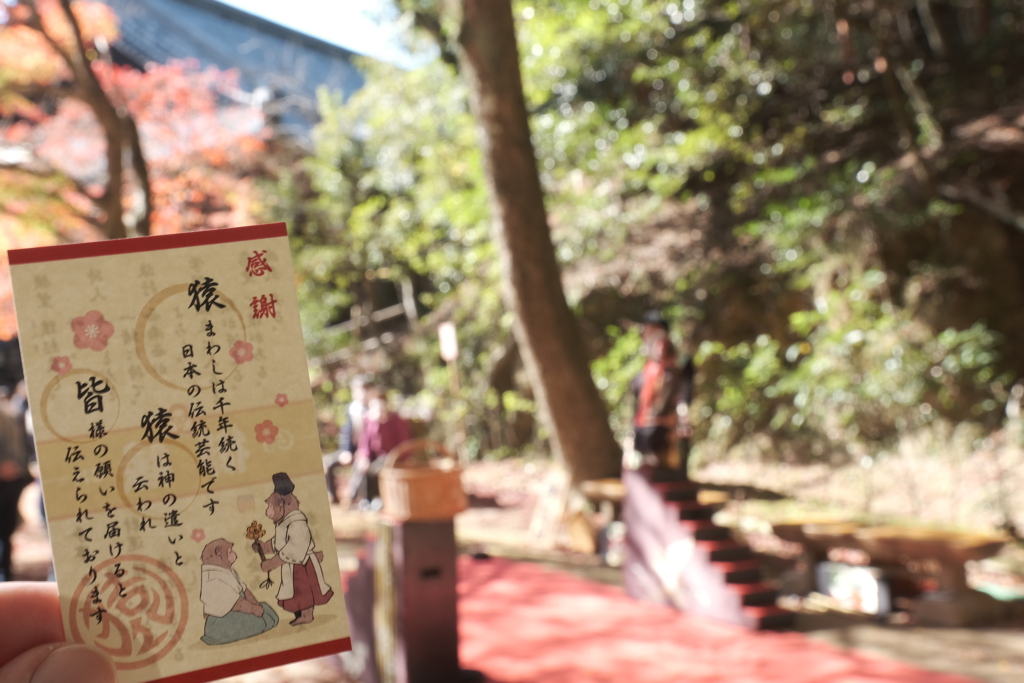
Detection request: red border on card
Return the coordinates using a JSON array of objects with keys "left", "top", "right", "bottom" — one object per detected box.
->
[
  {"left": 12, "top": 217, "right": 342, "bottom": 682},
  {"left": 7, "top": 223, "right": 288, "bottom": 265},
  {"left": 152, "top": 637, "right": 351, "bottom": 683}
]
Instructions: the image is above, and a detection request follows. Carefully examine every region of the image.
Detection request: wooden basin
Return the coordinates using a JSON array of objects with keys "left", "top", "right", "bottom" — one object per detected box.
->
[
  {"left": 800, "top": 522, "right": 865, "bottom": 554},
  {"left": 580, "top": 478, "right": 626, "bottom": 503},
  {"left": 696, "top": 489, "right": 731, "bottom": 507},
  {"left": 771, "top": 516, "right": 852, "bottom": 545},
  {"left": 852, "top": 526, "right": 1008, "bottom": 565}
]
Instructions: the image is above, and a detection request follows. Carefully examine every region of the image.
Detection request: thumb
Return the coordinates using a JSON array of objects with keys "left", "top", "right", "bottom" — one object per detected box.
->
[{"left": 0, "top": 643, "right": 116, "bottom": 683}]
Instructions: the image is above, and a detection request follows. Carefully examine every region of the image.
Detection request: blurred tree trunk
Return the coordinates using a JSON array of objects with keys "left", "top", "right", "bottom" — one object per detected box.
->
[
  {"left": 455, "top": 0, "right": 620, "bottom": 483},
  {"left": 20, "top": 0, "right": 152, "bottom": 238}
]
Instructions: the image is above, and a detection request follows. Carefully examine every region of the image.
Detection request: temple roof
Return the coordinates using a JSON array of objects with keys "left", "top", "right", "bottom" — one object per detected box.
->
[{"left": 99, "top": 0, "right": 365, "bottom": 139}]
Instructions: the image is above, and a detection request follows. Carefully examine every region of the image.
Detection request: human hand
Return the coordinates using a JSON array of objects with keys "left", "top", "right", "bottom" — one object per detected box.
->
[
  {"left": 252, "top": 603, "right": 264, "bottom": 618},
  {"left": 314, "top": 550, "right": 324, "bottom": 564},
  {"left": 0, "top": 582, "right": 116, "bottom": 683}
]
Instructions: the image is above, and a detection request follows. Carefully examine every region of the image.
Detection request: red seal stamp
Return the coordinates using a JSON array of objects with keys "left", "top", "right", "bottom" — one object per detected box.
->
[{"left": 68, "top": 555, "right": 189, "bottom": 670}]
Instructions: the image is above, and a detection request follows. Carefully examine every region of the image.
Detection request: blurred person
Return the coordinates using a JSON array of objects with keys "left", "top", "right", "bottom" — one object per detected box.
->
[
  {"left": 638, "top": 309, "right": 670, "bottom": 357},
  {"left": 9, "top": 382, "right": 33, "bottom": 459},
  {"left": 349, "top": 388, "right": 410, "bottom": 511},
  {"left": 0, "top": 386, "right": 32, "bottom": 582},
  {"left": 338, "top": 375, "right": 370, "bottom": 464},
  {"left": 324, "top": 375, "right": 370, "bottom": 504},
  {"left": 0, "top": 582, "right": 116, "bottom": 683},
  {"left": 630, "top": 311, "right": 695, "bottom": 475},
  {"left": 10, "top": 382, "right": 43, "bottom": 524}
]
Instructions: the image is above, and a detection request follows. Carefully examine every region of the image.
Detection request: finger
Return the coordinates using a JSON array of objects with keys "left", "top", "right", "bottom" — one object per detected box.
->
[
  {"left": 0, "top": 582, "right": 63, "bottom": 668},
  {"left": 0, "top": 643, "right": 115, "bottom": 683}
]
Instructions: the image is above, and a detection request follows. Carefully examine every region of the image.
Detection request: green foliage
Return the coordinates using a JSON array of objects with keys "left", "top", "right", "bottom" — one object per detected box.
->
[
  {"left": 268, "top": 0, "right": 1024, "bottom": 462},
  {"left": 264, "top": 58, "right": 494, "bottom": 351},
  {"left": 262, "top": 58, "right": 521, "bottom": 453},
  {"left": 699, "top": 288, "right": 1011, "bottom": 460},
  {"left": 590, "top": 326, "right": 644, "bottom": 439}
]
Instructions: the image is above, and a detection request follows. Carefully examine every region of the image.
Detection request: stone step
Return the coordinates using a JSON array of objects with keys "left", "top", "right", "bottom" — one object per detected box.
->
[
  {"left": 623, "top": 469, "right": 792, "bottom": 632},
  {"left": 651, "top": 482, "right": 700, "bottom": 502},
  {"left": 729, "top": 581, "right": 779, "bottom": 607},
  {"left": 697, "top": 539, "right": 754, "bottom": 563},
  {"left": 663, "top": 489, "right": 701, "bottom": 502},
  {"left": 647, "top": 469, "right": 691, "bottom": 484},
  {"left": 667, "top": 500, "right": 718, "bottom": 521},
  {"left": 680, "top": 519, "right": 733, "bottom": 541},
  {"left": 716, "top": 559, "right": 763, "bottom": 584},
  {"left": 743, "top": 604, "right": 795, "bottom": 631}
]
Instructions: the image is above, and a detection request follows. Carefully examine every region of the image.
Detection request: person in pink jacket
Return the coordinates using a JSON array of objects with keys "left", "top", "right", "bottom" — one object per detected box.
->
[{"left": 350, "top": 388, "right": 410, "bottom": 510}]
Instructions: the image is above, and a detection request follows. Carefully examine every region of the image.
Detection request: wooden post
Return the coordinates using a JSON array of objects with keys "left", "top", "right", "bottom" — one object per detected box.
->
[
  {"left": 371, "top": 519, "right": 462, "bottom": 683},
  {"left": 373, "top": 522, "right": 398, "bottom": 683}
]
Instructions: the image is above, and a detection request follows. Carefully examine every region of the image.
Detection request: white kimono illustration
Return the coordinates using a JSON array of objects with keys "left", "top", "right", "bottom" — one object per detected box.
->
[
  {"left": 200, "top": 564, "right": 247, "bottom": 617},
  {"left": 272, "top": 510, "right": 331, "bottom": 601}
]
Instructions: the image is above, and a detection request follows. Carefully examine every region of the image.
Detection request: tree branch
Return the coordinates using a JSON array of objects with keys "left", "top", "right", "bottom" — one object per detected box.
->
[
  {"left": 122, "top": 101, "right": 152, "bottom": 236},
  {"left": 937, "top": 182, "right": 1024, "bottom": 234},
  {"left": 915, "top": 0, "right": 946, "bottom": 57},
  {"left": 49, "top": 0, "right": 126, "bottom": 238},
  {"left": 894, "top": 62, "right": 944, "bottom": 156},
  {"left": 18, "top": 2, "right": 72, "bottom": 63},
  {"left": 96, "top": 33, "right": 153, "bottom": 237},
  {"left": 411, "top": 10, "right": 460, "bottom": 72},
  {"left": 20, "top": 0, "right": 153, "bottom": 239}
]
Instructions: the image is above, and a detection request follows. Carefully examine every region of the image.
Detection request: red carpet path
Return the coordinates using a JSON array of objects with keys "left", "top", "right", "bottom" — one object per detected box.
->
[{"left": 455, "top": 557, "right": 982, "bottom": 683}]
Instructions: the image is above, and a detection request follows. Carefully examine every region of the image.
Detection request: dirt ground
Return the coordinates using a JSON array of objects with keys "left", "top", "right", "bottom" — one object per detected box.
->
[{"left": 9, "top": 458, "right": 1024, "bottom": 683}]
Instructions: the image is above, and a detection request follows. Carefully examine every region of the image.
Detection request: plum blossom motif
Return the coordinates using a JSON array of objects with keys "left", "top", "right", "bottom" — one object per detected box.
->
[
  {"left": 254, "top": 420, "right": 279, "bottom": 444},
  {"left": 71, "top": 310, "right": 114, "bottom": 352},
  {"left": 275, "top": 393, "right": 288, "bottom": 407},
  {"left": 51, "top": 356, "right": 72, "bottom": 376},
  {"left": 191, "top": 528, "right": 206, "bottom": 543},
  {"left": 229, "top": 340, "right": 254, "bottom": 364}
]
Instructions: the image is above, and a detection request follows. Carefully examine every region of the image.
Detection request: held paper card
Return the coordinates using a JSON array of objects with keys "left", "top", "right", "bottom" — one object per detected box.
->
[{"left": 9, "top": 223, "right": 350, "bottom": 683}]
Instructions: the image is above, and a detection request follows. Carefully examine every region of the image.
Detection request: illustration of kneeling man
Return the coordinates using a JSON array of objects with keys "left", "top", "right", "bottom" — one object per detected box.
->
[
  {"left": 200, "top": 538, "right": 279, "bottom": 645},
  {"left": 260, "top": 472, "right": 334, "bottom": 625}
]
